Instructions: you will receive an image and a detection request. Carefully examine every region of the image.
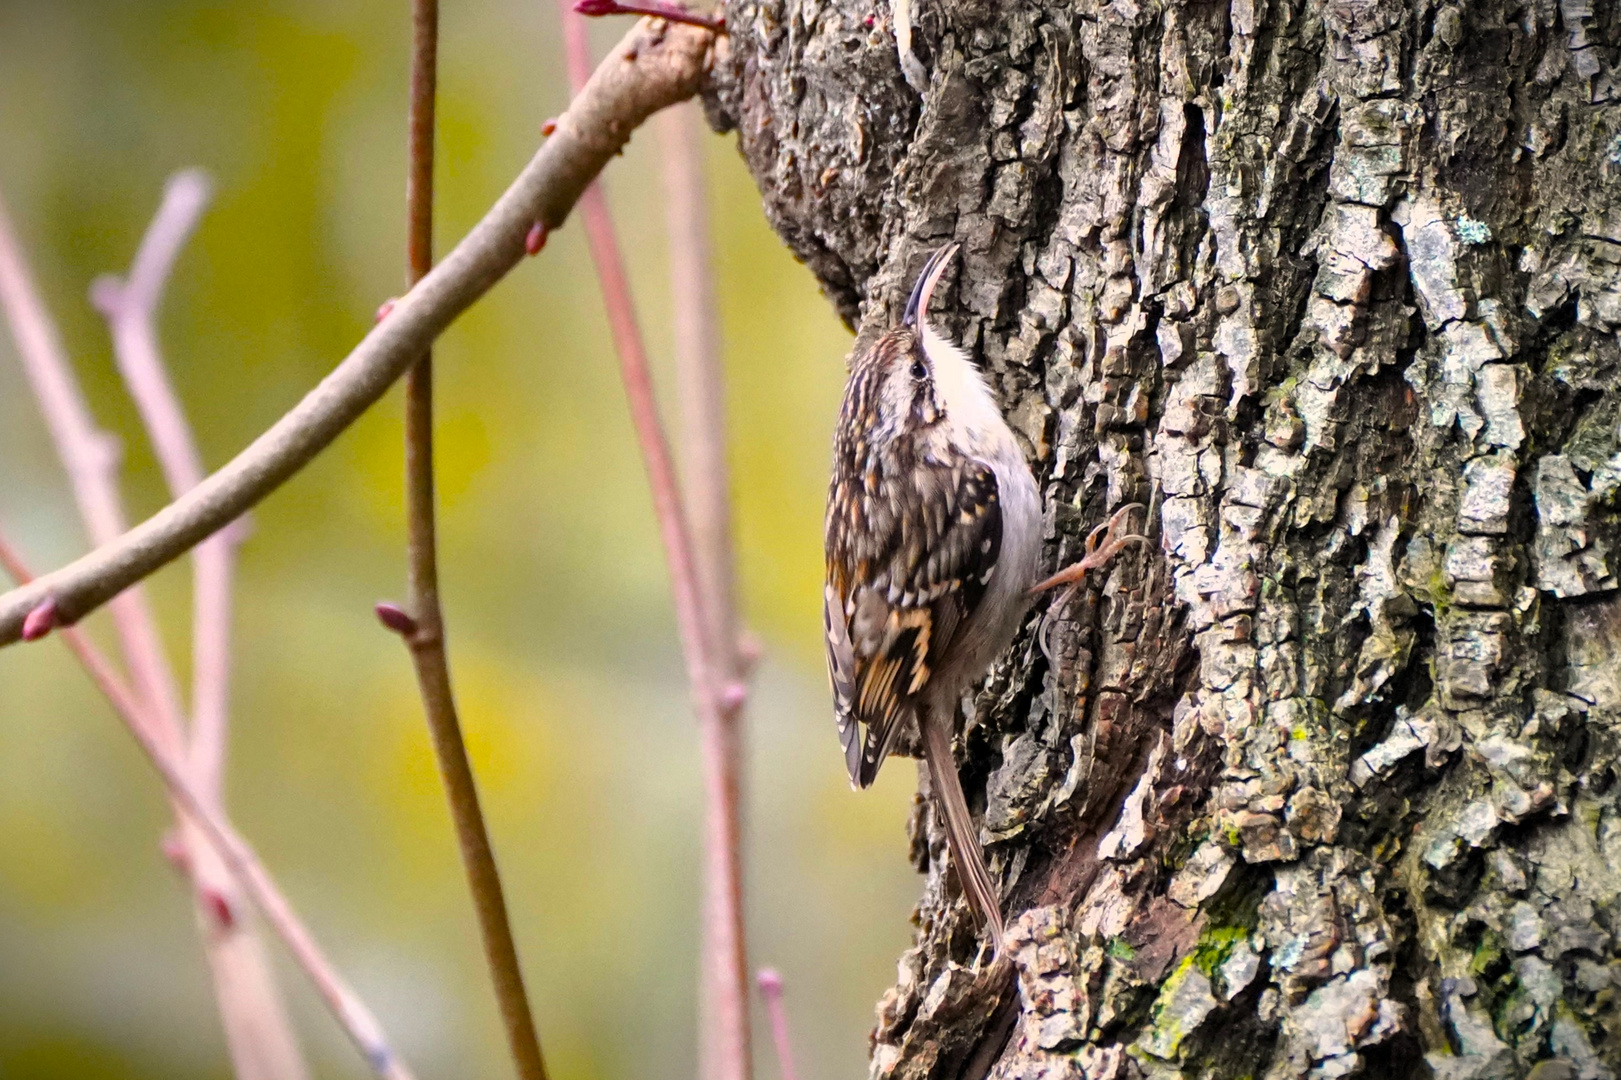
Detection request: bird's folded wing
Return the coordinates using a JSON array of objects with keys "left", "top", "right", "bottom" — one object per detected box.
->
[{"left": 824, "top": 457, "right": 1003, "bottom": 787}]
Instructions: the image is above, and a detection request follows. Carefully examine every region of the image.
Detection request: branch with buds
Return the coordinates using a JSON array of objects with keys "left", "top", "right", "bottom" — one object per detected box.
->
[
  {"left": 0, "top": 172, "right": 401, "bottom": 1078},
  {"left": 383, "top": 3, "right": 550, "bottom": 1079},
  {"left": 0, "top": 16, "right": 716, "bottom": 647}
]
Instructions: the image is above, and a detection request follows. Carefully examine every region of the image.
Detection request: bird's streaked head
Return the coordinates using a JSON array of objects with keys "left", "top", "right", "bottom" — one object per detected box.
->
[{"left": 849, "top": 243, "right": 963, "bottom": 439}]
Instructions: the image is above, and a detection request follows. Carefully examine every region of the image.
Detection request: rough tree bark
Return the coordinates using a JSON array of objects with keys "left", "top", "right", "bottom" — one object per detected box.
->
[{"left": 707, "top": 1, "right": 1621, "bottom": 1077}]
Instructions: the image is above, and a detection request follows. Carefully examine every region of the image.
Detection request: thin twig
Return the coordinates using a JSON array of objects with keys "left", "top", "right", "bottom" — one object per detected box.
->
[
  {"left": 0, "top": 187, "right": 185, "bottom": 732},
  {"left": 559, "top": 11, "right": 750, "bottom": 1080},
  {"left": 88, "top": 168, "right": 241, "bottom": 804},
  {"left": 755, "top": 970, "right": 800, "bottom": 1080},
  {"left": 3, "top": 180, "right": 307, "bottom": 1080},
  {"left": 657, "top": 103, "right": 738, "bottom": 689},
  {"left": 0, "top": 18, "right": 716, "bottom": 646},
  {"left": 393, "top": 4, "right": 549, "bottom": 1079},
  {"left": 94, "top": 172, "right": 303, "bottom": 1080},
  {"left": 655, "top": 102, "right": 751, "bottom": 1080},
  {"left": 0, "top": 535, "right": 414, "bottom": 1080},
  {"left": 574, "top": 0, "right": 725, "bottom": 32}
]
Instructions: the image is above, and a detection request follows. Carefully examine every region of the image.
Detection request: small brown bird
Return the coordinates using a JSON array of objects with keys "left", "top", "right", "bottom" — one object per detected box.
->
[
  {"left": 824, "top": 245, "right": 1149, "bottom": 953},
  {"left": 822, "top": 244, "right": 1041, "bottom": 949}
]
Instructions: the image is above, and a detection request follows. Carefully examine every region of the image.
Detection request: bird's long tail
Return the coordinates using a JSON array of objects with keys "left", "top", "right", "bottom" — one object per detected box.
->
[{"left": 920, "top": 708, "right": 1006, "bottom": 953}]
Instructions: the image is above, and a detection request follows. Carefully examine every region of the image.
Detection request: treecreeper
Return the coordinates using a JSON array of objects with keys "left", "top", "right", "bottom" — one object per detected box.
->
[{"left": 823, "top": 244, "right": 1144, "bottom": 957}]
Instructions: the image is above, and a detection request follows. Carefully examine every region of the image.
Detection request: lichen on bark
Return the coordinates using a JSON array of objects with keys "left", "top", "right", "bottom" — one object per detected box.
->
[{"left": 708, "top": 0, "right": 1621, "bottom": 1076}]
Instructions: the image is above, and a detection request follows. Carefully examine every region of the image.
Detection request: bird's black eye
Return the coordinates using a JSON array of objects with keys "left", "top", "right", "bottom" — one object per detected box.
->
[{"left": 910, "top": 359, "right": 927, "bottom": 381}]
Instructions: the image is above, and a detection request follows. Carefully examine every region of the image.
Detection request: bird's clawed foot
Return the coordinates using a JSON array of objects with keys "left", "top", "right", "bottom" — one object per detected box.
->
[{"left": 1032, "top": 503, "right": 1151, "bottom": 663}]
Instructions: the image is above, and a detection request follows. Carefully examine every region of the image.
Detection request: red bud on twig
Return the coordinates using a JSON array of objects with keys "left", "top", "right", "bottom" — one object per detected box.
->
[
  {"left": 201, "top": 887, "right": 237, "bottom": 931},
  {"left": 376, "top": 298, "right": 398, "bottom": 323},
  {"left": 21, "top": 599, "right": 57, "bottom": 641},
  {"left": 374, "top": 602, "right": 419, "bottom": 636},
  {"left": 525, "top": 223, "right": 550, "bottom": 256},
  {"left": 541, "top": 118, "right": 558, "bottom": 136}
]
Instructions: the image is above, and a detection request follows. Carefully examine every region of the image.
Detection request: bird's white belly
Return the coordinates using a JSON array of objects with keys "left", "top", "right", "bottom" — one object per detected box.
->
[{"left": 929, "top": 445, "right": 1041, "bottom": 711}]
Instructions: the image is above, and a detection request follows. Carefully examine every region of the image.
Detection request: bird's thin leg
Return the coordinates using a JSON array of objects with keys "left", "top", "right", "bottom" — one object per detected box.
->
[
  {"left": 1030, "top": 503, "right": 1149, "bottom": 596},
  {"left": 1032, "top": 504, "right": 1150, "bottom": 664},
  {"left": 920, "top": 705, "right": 1005, "bottom": 958}
]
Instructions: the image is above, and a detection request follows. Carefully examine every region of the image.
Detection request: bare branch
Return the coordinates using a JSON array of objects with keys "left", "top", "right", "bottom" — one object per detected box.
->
[
  {"left": 3, "top": 179, "right": 308, "bottom": 1080},
  {"left": 88, "top": 169, "right": 211, "bottom": 499},
  {"left": 0, "top": 535, "right": 415, "bottom": 1080},
  {"left": 559, "top": 11, "right": 750, "bottom": 1080},
  {"left": 92, "top": 172, "right": 297, "bottom": 1079},
  {"left": 88, "top": 169, "right": 243, "bottom": 804},
  {"left": 0, "top": 17, "right": 716, "bottom": 646},
  {"left": 658, "top": 103, "right": 738, "bottom": 683},
  {"left": 0, "top": 186, "right": 185, "bottom": 728},
  {"left": 392, "top": 3, "right": 549, "bottom": 1079},
  {"left": 656, "top": 101, "right": 753, "bottom": 1080}
]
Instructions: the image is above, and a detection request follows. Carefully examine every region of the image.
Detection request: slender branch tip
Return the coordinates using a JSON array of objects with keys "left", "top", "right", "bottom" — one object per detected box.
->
[
  {"left": 737, "top": 631, "right": 764, "bottom": 673},
  {"left": 756, "top": 966, "right": 798, "bottom": 1080},
  {"left": 165, "top": 168, "right": 214, "bottom": 205}
]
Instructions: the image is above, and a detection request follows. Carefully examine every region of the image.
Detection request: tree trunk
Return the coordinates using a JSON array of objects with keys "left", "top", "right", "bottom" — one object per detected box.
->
[{"left": 707, "top": 1, "right": 1621, "bottom": 1076}]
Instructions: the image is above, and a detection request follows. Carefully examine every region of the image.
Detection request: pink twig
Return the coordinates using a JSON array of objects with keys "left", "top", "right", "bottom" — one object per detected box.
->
[
  {"left": 0, "top": 181, "right": 312, "bottom": 1080},
  {"left": 86, "top": 174, "right": 306, "bottom": 1080},
  {"left": 0, "top": 534, "right": 414, "bottom": 1080},
  {"left": 559, "top": 9, "right": 751, "bottom": 1080},
  {"left": 657, "top": 103, "right": 737, "bottom": 675},
  {"left": 574, "top": 0, "right": 724, "bottom": 32},
  {"left": 86, "top": 179, "right": 293, "bottom": 1078},
  {"left": 657, "top": 99, "right": 753, "bottom": 1080},
  {"left": 755, "top": 969, "right": 800, "bottom": 1080},
  {"left": 0, "top": 187, "right": 184, "bottom": 735},
  {"left": 89, "top": 169, "right": 242, "bottom": 805}
]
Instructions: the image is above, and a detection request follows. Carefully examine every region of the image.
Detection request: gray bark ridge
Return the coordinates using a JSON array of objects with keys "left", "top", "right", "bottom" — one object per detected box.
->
[{"left": 709, "top": 0, "right": 1621, "bottom": 1077}]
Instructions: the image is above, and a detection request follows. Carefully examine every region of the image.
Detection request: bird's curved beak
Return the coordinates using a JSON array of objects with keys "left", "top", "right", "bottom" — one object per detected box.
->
[{"left": 902, "top": 242, "right": 961, "bottom": 329}]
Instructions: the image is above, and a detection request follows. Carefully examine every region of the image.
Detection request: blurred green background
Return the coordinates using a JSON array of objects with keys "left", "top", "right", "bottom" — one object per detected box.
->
[{"left": 0, "top": 2, "right": 924, "bottom": 1077}]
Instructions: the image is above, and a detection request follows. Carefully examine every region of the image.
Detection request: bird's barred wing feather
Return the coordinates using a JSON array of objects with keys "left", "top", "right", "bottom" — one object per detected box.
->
[
  {"left": 823, "top": 580, "right": 863, "bottom": 781},
  {"left": 825, "top": 456, "right": 1003, "bottom": 788}
]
